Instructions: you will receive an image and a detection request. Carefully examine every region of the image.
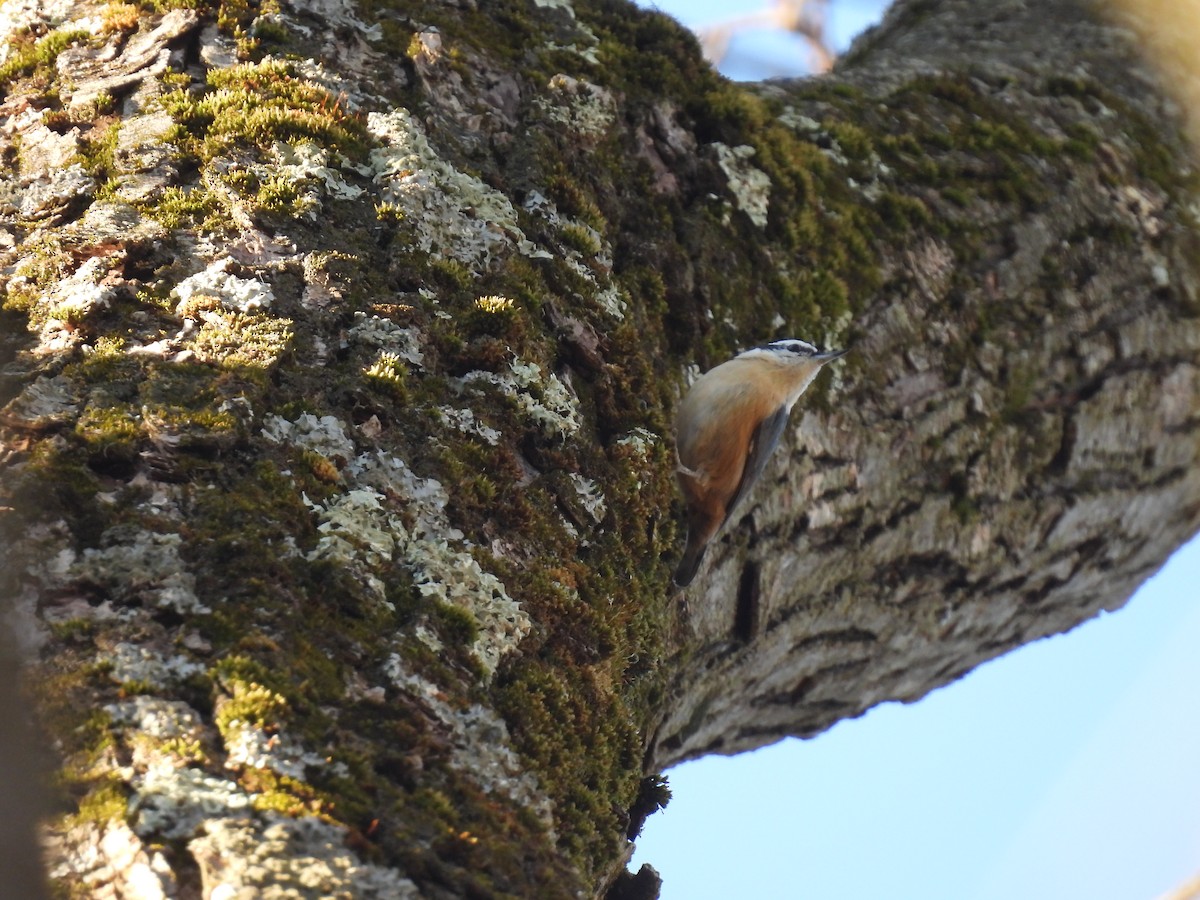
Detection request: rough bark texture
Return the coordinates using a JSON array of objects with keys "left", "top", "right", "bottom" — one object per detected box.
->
[
  {"left": 0, "top": 0, "right": 1196, "bottom": 898},
  {"left": 651, "top": 0, "right": 1200, "bottom": 766}
]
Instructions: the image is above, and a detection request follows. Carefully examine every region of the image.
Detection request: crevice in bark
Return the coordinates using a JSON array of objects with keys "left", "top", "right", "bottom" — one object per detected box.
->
[{"left": 733, "top": 561, "right": 761, "bottom": 643}]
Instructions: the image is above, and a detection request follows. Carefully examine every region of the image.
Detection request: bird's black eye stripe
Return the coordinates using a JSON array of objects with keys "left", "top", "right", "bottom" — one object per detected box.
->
[{"left": 760, "top": 339, "right": 816, "bottom": 356}]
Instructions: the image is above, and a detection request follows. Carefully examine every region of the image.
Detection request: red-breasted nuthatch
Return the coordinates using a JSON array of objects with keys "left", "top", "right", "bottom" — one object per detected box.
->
[{"left": 673, "top": 339, "right": 847, "bottom": 587}]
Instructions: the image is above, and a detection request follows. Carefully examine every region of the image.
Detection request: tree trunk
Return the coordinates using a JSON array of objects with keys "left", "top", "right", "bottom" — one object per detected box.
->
[{"left": 1, "top": 0, "right": 1196, "bottom": 897}]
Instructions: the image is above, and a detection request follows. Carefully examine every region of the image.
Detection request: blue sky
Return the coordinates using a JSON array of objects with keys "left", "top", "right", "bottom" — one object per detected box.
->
[
  {"left": 630, "top": 3, "right": 1200, "bottom": 898},
  {"left": 647, "top": 0, "right": 888, "bottom": 80},
  {"left": 633, "top": 541, "right": 1200, "bottom": 899}
]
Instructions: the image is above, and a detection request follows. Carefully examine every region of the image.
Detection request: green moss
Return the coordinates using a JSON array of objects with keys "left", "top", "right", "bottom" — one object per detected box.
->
[
  {"left": 137, "top": 0, "right": 279, "bottom": 47},
  {"left": 7, "top": 235, "right": 71, "bottom": 296},
  {"left": 558, "top": 222, "right": 602, "bottom": 256},
  {"left": 159, "top": 59, "right": 368, "bottom": 163},
  {"left": 0, "top": 27, "right": 91, "bottom": 90},
  {"left": 251, "top": 783, "right": 322, "bottom": 816},
  {"left": 1062, "top": 125, "right": 1099, "bottom": 161},
  {"left": 460, "top": 294, "right": 529, "bottom": 346},
  {"left": 941, "top": 186, "right": 972, "bottom": 207},
  {"left": 1, "top": 282, "right": 40, "bottom": 315},
  {"left": 0, "top": 9, "right": 678, "bottom": 894},
  {"left": 101, "top": 2, "right": 142, "bottom": 34},
  {"left": 10, "top": 17, "right": 684, "bottom": 862},
  {"left": 495, "top": 661, "right": 642, "bottom": 881},
  {"left": 431, "top": 601, "right": 480, "bottom": 647},
  {"left": 251, "top": 17, "right": 291, "bottom": 45},
  {"left": 577, "top": 1, "right": 715, "bottom": 101},
  {"left": 116, "top": 679, "right": 160, "bottom": 697},
  {"left": 222, "top": 167, "right": 308, "bottom": 218},
  {"left": 825, "top": 119, "right": 874, "bottom": 161},
  {"left": 48, "top": 618, "right": 96, "bottom": 644},
  {"left": 363, "top": 350, "right": 411, "bottom": 401},
  {"left": 7, "top": 441, "right": 107, "bottom": 544},
  {"left": 185, "top": 462, "right": 318, "bottom": 592},
  {"left": 999, "top": 364, "right": 1037, "bottom": 425},
  {"left": 864, "top": 72, "right": 1096, "bottom": 215},
  {"left": 875, "top": 191, "right": 933, "bottom": 232},
  {"left": 626, "top": 774, "right": 671, "bottom": 839},
  {"left": 951, "top": 493, "right": 980, "bottom": 524},
  {"left": 70, "top": 336, "right": 131, "bottom": 378},
  {"left": 214, "top": 679, "right": 288, "bottom": 734},
  {"left": 186, "top": 310, "right": 294, "bottom": 368},
  {"left": 144, "top": 185, "right": 224, "bottom": 231},
  {"left": 73, "top": 779, "right": 130, "bottom": 825},
  {"left": 691, "top": 80, "right": 773, "bottom": 143},
  {"left": 23, "top": 4, "right": 1179, "bottom": 895},
  {"left": 75, "top": 404, "right": 141, "bottom": 469},
  {"left": 427, "top": 257, "right": 474, "bottom": 292},
  {"left": 158, "top": 736, "right": 207, "bottom": 763},
  {"left": 544, "top": 174, "right": 608, "bottom": 232},
  {"left": 374, "top": 201, "right": 405, "bottom": 224},
  {"left": 1043, "top": 74, "right": 1099, "bottom": 101},
  {"left": 1117, "top": 102, "right": 1195, "bottom": 193}
]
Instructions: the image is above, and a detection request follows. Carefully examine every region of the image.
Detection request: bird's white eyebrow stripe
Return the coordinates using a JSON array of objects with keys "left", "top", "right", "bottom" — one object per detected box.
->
[{"left": 757, "top": 340, "right": 818, "bottom": 355}]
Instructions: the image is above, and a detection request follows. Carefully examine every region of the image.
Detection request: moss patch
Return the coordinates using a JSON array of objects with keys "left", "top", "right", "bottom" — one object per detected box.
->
[{"left": 0, "top": 27, "right": 91, "bottom": 92}]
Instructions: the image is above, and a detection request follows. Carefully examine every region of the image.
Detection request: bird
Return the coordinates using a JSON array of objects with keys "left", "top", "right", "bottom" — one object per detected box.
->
[{"left": 673, "top": 338, "right": 846, "bottom": 587}]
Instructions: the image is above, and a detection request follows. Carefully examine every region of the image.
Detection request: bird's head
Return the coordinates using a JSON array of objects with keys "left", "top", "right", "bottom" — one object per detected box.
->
[{"left": 738, "top": 339, "right": 847, "bottom": 365}]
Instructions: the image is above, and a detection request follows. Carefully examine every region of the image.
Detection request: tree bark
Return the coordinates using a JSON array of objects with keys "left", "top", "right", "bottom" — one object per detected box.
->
[{"left": 0, "top": 0, "right": 1196, "bottom": 897}]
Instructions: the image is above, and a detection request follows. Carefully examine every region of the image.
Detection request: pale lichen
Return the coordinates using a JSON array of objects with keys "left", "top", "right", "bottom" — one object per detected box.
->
[
  {"left": 0, "top": 373, "right": 80, "bottom": 428},
  {"left": 273, "top": 0, "right": 381, "bottom": 41},
  {"left": 5, "top": 251, "right": 121, "bottom": 354},
  {"left": 593, "top": 284, "right": 628, "bottom": 319},
  {"left": 217, "top": 681, "right": 328, "bottom": 780},
  {"left": 2, "top": 254, "right": 118, "bottom": 355},
  {"left": 189, "top": 815, "right": 421, "bottom": 900},
  {"left": 711, "top": 142, "right": 772, "bottom": 228},
  {"left": 522, "top": 191, "right": 623, "bottom": 318},
  {"left": 536, "top": 0, "right": 602, "bottom": 63},
  {"left": 235, "top": 140, "right": 365, "bottom": 220},
  {"left": 540, "top": 74, "right": 616, "bottom": 141},
  {"left": 304, "top": 487, "right": 401, "bottom": 596},
  {"left": 264, "top": 415, "right": 531, "bottom": 677},
  {"left": 105, "top": 697, "right": 205, "bottom": 765},
  {"left": 347, "top": 312, "right": 424, "bottom": 367},
  {"left": 68, "top": 530, "right": 207, "bottom": 615},
  {"left": 615, "top": 427, "right": 659, "bottom": 455},
  {"left": 568, "top": 473, "right": 606, "bottom": 524},
  {"left": 262, "top": 413, "right": 356, "bottom": 464},
  {"left": 435, "top": 406, "right": 502, "bottom": 445},
  {"left": 130, "top": 764, "right": 254, "bottom": 840},
  {"left": 350, "top": 451, "right": 531, "bottom": 677},
  {"left": 387, "top": 657, "right": 554, "bottom": 831},
  {"left": 457, "top": 359, "right": 582, "bottom": 438},
  {"left": 173, "top": 258, "right": 276, "bottom": 314},
  {"left": 47, "top": 820, "right": 176, "bottom": 900},
  {"left": 107, "top": 643, "right": 205, "bottom": 688},
  {"left": 367, "top": 108, "right": 530, "bottom": 271},
  {"left": 1, "top": 162, "right": 95, "bottom": 219}
]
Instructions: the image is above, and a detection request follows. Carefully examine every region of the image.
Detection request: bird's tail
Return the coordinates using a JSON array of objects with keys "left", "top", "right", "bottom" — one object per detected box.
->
[{"left": 672, "top": 538, "right": 708, "bottom": 588}]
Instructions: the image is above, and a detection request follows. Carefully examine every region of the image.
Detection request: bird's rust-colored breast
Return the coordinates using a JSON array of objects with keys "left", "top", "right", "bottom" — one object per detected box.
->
[{"left": 675, "top": 360, "right": 780, "bottom": 520}]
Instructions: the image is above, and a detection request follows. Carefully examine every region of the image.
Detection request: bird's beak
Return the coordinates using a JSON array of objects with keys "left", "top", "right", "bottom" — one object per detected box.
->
[{"left": 814, "top": 347, "right": 848, "bottom": 362}]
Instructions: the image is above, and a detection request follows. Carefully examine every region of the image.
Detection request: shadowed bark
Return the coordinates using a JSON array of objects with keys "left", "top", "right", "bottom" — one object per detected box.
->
[
  {"left": 651, "top": 0, "right": 1200, "bottom": 768},
  {"left": 0, "top": 0, "right": 1196, "bottom": 897}
]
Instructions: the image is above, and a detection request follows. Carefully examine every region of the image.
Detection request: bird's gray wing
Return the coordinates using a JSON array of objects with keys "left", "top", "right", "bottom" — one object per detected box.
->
[{"left": 723, "top": 404, "right": 791, "bottom": 525}]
